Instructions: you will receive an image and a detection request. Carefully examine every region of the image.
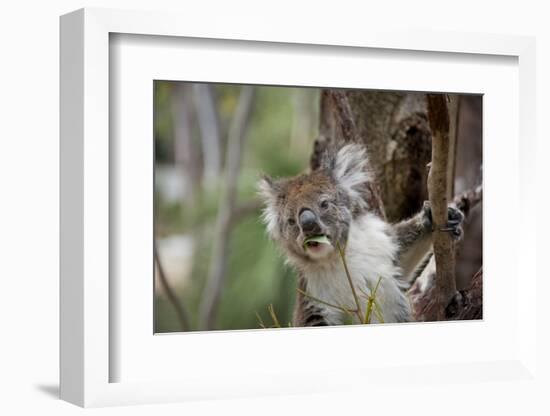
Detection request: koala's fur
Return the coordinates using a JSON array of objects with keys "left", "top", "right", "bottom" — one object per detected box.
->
[{"left": 258, "top": 143, "right": 463, "bottom": 326}]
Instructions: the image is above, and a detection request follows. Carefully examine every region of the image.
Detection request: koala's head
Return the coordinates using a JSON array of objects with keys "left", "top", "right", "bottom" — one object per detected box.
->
[{"left": 258, "top": 143, "right": 371, "bottom": 264}]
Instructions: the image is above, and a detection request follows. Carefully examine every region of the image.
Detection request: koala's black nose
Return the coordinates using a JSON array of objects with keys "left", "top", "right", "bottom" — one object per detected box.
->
[{"left": 299, "top": 209, "right": 320, "bottom": 233}]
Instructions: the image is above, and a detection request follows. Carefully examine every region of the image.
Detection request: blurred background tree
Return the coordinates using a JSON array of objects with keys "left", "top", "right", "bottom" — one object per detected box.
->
[{"left": 155, "top": 82, "right": 319, "bottom": 331}]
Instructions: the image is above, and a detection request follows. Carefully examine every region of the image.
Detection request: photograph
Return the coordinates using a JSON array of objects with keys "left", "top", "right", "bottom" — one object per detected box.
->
[{"left": 153, "top": 82, "right": 483, "bottom": 332}]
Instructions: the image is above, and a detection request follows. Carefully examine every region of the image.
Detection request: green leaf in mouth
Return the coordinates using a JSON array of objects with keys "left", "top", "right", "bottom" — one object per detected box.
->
[{"left": 303, "top": 235, "right": 331, "bottom": 248}]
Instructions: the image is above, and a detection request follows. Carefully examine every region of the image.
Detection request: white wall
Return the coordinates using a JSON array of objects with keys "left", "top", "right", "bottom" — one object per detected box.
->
[{"left": 1, "top": 0, "right": 548, "bottom": 414}]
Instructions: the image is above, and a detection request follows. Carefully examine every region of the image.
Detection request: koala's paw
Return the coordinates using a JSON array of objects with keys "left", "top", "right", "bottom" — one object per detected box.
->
[
  {"left": 442, "top": 206, "right": 465, "bottom": 239},
  {"left": 445, "top": 291, "right": 465, "bottom": 318},
  {"left": 422, "top": 201, "right": 464, "bottom": 240}
]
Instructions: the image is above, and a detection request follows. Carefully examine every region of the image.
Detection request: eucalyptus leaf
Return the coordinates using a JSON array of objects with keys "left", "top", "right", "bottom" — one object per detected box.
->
[{"left": 303, "top": 235, "right": 331, "bottom": 247}]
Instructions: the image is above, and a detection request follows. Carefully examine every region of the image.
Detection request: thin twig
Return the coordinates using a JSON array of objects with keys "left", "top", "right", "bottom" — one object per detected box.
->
[
  {"left": 154, "top": 241, "right": 191, "bottom": 331},
  {"left": 255, "top": 311, "right": 266, "bottom": 328},
  {"left": 228, "top": 198, "right": 263, "bottom": 227},
  {"left": 297, "top": 288, "right": 357, "bottom": 315},
  {"left": 373, "top": 300, "right": 385, "bottom": 323},
  {"left": 267, "top": 304, "right": 281, "bottom": 328},
  {"left": 364, "top": 276, "right": 383, "bottom": 324},
  {"left": 336, "top": 242, "right": 364, "bottom": 322}
]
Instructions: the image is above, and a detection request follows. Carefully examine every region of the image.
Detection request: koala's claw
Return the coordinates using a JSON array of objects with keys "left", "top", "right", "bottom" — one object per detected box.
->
[
  {"left": 440, "top": 225, "right": 462, "bottom": 238},
  {"left": 423, "top": 202, "right": 464, "bottom": 240}
]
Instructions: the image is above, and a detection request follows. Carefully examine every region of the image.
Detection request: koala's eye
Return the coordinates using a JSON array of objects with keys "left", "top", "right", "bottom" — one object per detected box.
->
[
  {"left": 287, "top": 218, "right": 296, "bottom": 226},
  {"left": 320, "top": 200, "right": 329, "bottom": 210}
]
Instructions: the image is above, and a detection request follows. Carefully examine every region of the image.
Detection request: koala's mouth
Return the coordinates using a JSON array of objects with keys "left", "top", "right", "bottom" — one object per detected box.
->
[{"left": 303, "top": 234, "right": 332, "bottom": 250}]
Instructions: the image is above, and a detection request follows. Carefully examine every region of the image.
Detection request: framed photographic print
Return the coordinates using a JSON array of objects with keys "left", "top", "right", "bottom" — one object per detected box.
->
[{"left": 60, "top": 7, "right": 538, "bottom": 408}]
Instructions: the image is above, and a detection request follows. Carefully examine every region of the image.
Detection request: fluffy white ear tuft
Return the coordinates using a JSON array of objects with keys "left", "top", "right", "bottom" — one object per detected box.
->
[
  {"left": 257, "top": 175, "right": 280, "bottom": 238},
  {"left": 333, "top": 144, "right": 371, "bottom": 200}
]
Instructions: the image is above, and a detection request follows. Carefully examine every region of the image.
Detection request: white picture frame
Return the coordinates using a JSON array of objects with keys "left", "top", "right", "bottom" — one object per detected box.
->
[{"left": 60, "top": 7, "right": 538, "bottom": 408}]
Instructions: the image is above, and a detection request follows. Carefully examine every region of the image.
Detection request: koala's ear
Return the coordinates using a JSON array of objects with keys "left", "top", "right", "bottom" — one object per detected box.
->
[
  {"left": 257, "top": 174, "right": 282, "bottom": 238},
  {"left": 257, "top": 174, "right": 279, "bottom": 202},
  {"left": 327, "top": 144, "right": 371, "bottom": 201}
]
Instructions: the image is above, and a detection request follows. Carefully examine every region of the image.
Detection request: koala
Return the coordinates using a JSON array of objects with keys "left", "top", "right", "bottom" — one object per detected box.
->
[{"left": 258, "top": 143, "right": 463, "bottom": 326}]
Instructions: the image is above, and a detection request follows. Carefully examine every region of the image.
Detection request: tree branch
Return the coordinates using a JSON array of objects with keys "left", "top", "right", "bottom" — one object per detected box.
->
[
  {"left": 426, "top": 94, "right": 456, "bottom": 320},
  {"left": 154, "top": 241, "right": 191, "bottom": 331},
  {"left": 228, "top": 198, "right": 263, "bottom": 227}
]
